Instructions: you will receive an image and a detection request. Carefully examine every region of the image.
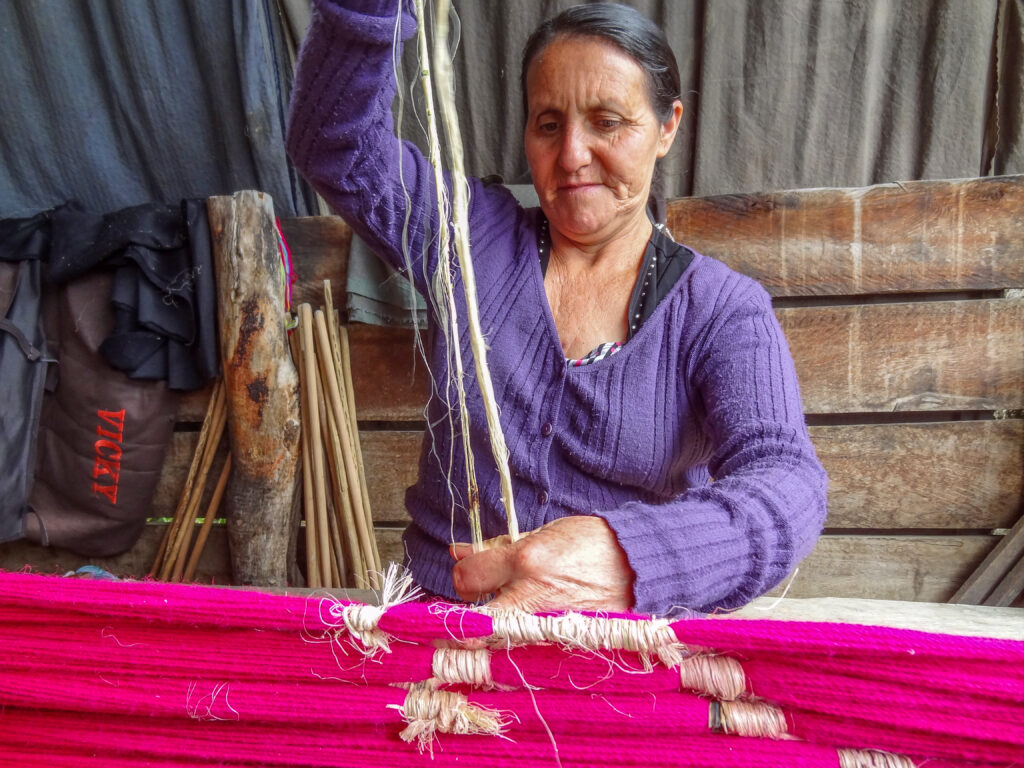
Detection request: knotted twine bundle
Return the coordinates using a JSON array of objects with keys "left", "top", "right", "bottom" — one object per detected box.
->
[{"left": 0, "top": 571, "right": 1021, "bottom": 767}]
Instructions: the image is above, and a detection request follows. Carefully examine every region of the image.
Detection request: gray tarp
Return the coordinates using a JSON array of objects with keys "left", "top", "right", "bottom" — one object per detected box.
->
[
  {"left": 0, "top": 0, "right": 314, "bottom": 217},
  {"left": 436, "top": 0, "right": 1023, "bottom": 197}
]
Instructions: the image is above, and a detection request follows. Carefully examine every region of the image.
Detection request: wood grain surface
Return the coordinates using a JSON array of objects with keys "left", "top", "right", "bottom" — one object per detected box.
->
[
  {"left": 154, "top": 418, "right": 1024, "bottom": 531},
  {"left": 782, "top": 298, "right": 1024, "bottom": 413},
  {"left": 176, "top": 296, "right": 1024, "bottom": 421},
  {"left": 952, "top": 512, "right": 1024, "bottom": 605},
  {"left": 666, "top": 176, "right": 1024, "bottom": 296},
  {"left": 811, "top": 420, "right": 1024, "bottom": 530},
  {"left": 208, "top": 192, "right": 301, "bottom": 585}
]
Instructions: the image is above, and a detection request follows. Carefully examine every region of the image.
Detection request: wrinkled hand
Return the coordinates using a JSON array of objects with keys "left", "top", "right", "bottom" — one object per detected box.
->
[{"left": 450, "top": 516, "right": 635, "bottom": 613}]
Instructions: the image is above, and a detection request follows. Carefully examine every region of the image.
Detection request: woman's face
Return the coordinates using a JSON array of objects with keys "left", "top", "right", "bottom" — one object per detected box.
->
[{"left": 524, "top": 36, "right": 681, "bottom": 246}]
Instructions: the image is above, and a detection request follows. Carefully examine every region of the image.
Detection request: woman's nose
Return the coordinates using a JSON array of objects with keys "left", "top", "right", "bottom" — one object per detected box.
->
[{"left": 558, "top": 123, "right": 591, "bottom": 172}]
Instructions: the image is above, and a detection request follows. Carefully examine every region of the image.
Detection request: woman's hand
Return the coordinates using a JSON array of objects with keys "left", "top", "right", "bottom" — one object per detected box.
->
[{"left": 450, "top": 516, "right": 635, "bottom": 613}]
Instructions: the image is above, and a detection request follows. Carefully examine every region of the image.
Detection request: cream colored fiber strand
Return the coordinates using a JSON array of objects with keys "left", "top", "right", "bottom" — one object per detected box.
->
[
  {"left": 423, "top": 0, "right": 520, "bottom": 542},
  {"left": 412, "top": 0, "right": 484, "bottom": 547}
]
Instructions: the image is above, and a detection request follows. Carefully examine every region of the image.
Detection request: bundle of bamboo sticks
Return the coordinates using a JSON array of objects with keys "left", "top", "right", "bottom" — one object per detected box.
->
[
  {"left": 291, "top": 282, "right": 381, "bottom": 590},
  {"left": 150, "top": 379, "right": 232, "bottom": 583}
]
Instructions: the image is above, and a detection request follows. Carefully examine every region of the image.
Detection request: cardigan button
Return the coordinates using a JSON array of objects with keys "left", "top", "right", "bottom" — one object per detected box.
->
[
  {"left": 537, "top": 490, "right": 549, "bottom": 505},
  {"left": 540, "top": 421, "right": 552, "bottom": 437}
]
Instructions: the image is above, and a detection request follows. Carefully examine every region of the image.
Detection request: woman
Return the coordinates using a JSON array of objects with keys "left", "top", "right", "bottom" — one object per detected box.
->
[{"left": 287, "top": 1, "right": 827, "bottom": 616}]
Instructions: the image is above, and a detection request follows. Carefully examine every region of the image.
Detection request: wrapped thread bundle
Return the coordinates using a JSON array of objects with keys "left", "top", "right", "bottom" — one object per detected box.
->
[{"left": 0, "top": 571, "right": 1021, "bottom": 767}]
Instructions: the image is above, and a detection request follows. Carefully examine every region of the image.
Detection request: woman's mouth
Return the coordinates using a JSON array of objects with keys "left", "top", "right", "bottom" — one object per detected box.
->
[{"left": 558, "top": 182, "right": 601, "bottom": 192}]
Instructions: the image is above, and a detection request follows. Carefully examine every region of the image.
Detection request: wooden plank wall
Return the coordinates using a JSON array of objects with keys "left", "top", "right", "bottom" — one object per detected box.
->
[{"left": 3, "top": 177, "right": 1022, "bottom": 604}]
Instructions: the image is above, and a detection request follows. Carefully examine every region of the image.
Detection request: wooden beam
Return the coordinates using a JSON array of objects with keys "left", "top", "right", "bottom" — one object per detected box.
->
[
  {"left": 279, "top": 216, "right": 352, "bottom": 308},
  {"left": 191, "top": 298, "right": 1024, "bottom": 420},
  {"left": 208, "top": 191, "right": 301, "bottom": 586},
  {"left": 778, "top": 535, "right": 997, "bottom": 602},
  {"left": 732, "top": 597, "right": 1024, "bottom": 640},
  {"left": 811, "top": 420, "right": 1024, "bottom": 530},
  {"left": 985, "top": 552, "right": 1024, "bottom": 607},
  {"left": 276, "top": 176, "right": 1024, "bottom": 301},
  {"left": 781, "top": 298, "right": 1024, "bottom": 413},
  {"left": 180, "top": 294, "right": 1024, "bottom": 421},
  {"left": 951, "top": 513, "right": 1024, "bottom": 605},
  {"left": 666, "top": 176, "right": 1024, "bottom": 297},
  {"left": 156, "top": 419, "right": 1023, "bottom": 531}
]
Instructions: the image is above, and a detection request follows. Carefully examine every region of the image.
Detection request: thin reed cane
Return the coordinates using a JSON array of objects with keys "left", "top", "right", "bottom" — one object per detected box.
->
[
  {"left": 314, "top": 309, "right": 375, "bottom": 588},
  {"left": 315, "top": 344, "right": 363, "bottom": 587},
  {"left": 299, "top": 304, "right": 332, "bottom": 588},
  {"left": 159, "top": 386, "right": 226, "bottom": 582},
  {"left": 314, "top": 368, "right": 345, "bottom": 587},
  {"left": 169, "top": 407, "right": 225, "bottom": 583},
  {"left": 292, "top": 325, "right": 320, "bottom": 588},
  {"left": 337, "top": 323, "right": 382, "bottom": 575},
  {"left": 324, "top": 281, "right": 379, "bottom": 579},
  {"left": 324, "top": 282, "right": 379, "bottom": 575},
  {"left": 150, "top": 380, "right": 224, "bottom": 578},
  {"left": 181, "top": 453, "right": 232, "bottom": 582}
]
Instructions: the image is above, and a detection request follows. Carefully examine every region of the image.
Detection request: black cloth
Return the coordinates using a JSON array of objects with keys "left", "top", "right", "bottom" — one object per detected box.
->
[
  {"left": 0, "top": 259, "right": 51, "bottom": 544},
  {"left": 1, "top": 201, "right": 220, "bottom": 391}
]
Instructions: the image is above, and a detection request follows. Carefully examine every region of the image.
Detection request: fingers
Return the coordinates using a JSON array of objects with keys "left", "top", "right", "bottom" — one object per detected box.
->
[
  {"left": 449, "top": 533, "right": 516, "bottom": 562},
  {"left": 450, "top": 517, "right": 636, "bottom": 613},
  {"left": 449, "top": 542, "right": 474, "bottom": 561},
  {"left": 451, "top": 543, "right": 518, "bottom": 602}
]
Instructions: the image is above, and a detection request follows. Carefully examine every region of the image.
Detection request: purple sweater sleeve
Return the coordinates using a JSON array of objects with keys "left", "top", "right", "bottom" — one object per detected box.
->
[
  {"left": 285, "top": 0, "right": 439, "bottom": 294},
  {"left": 594, "top": 277, "right": 828, "bottom": 615}
]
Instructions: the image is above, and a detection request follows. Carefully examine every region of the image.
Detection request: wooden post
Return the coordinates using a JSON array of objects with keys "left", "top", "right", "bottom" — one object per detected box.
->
[{"left": 208, "top": 191, "right": 301, "bottom": 586}]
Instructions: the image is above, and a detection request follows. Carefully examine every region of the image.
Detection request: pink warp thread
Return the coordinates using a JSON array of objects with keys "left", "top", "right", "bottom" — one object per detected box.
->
[{"left": 0, "top": 571, "right": 1020, "bottom": 767}]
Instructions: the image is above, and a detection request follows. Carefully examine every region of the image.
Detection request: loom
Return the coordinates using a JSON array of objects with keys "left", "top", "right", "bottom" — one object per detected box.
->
[
  {"left": 3, "top": 3, "right": 1021, "bottom": 766},
  {"left": 0, "top": 569, "right": 1020, "bottom": 767}
]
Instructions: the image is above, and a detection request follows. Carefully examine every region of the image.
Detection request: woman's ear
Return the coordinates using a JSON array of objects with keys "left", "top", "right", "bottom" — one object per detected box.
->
[{"left": 657, "top": 100, "right": 684, "bottom": 158}]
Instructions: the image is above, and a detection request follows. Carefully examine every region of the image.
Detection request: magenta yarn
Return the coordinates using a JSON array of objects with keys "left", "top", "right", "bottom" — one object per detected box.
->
[{"left": 0, "top": 570, "right": 1021, "bottom": 767}]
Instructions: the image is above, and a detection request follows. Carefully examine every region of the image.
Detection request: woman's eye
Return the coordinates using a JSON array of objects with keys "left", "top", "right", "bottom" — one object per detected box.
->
[
  {"left": 596, "top": 118, "right": 620, "bottom": 131},
  {"left": 538, "top": 122, "right": 559, "bottom": 134}
]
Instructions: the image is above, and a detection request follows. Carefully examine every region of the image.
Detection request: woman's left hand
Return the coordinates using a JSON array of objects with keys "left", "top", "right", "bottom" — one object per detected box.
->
[{"left": 450, "top": 516, "right": 635, "bottom": 613}]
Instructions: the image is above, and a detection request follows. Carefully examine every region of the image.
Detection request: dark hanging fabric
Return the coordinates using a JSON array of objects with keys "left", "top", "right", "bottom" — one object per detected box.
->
[
  {"left": 2, "top": 201, "right": 220, "bottom": 391},
  {"left": 0, "top": 210, "right": 53, "bottom": 264},
  {"left": 93, "top": 200, "right": 220, "bottom": 390},
  {"left": 45, "top": 203, "right": 186, "bottom": 283},
  {"left": 183, "top": 199, "right": 221, "bottom": 388},
  {"left": 0, "top": 259, "right": 51, "bottom": 545}
]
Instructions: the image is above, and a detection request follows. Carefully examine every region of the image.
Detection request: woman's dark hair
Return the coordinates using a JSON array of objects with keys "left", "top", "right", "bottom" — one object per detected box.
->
[{"left": 520, "top": 3, "right": 681, "bottom": 124}]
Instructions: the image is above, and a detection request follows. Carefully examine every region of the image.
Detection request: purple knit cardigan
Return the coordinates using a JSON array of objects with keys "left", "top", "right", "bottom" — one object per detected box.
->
[{"left": 286, "top": 0, "right": 827, "bottom": 615}]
